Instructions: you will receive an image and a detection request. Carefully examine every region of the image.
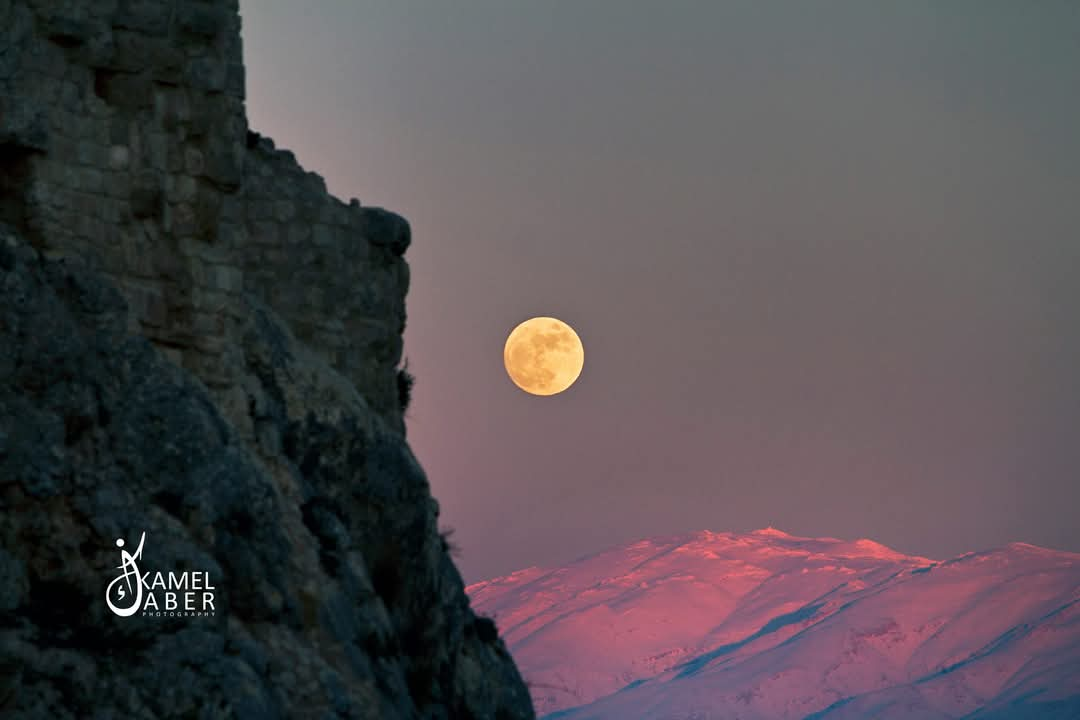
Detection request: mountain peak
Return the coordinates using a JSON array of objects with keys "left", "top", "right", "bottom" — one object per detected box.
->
[{"left": 751, "top": 526, "right": 794, "bottom": 538}]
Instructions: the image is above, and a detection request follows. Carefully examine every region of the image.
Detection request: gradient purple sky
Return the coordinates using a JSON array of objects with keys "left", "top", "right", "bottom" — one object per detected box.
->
[{"left": 242, "top": 1, "right": 1080, "bottom": 583}]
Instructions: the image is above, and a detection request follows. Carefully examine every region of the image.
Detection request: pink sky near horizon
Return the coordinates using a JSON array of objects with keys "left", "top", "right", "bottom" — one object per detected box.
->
[{"left": 240, "top": 1, "right": 1080, "bottom": 583}]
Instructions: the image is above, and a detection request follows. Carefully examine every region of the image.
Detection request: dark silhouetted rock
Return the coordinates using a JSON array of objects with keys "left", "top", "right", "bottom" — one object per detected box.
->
[{"left": 0, "top": 0, "right": 534, "bottom": 717}]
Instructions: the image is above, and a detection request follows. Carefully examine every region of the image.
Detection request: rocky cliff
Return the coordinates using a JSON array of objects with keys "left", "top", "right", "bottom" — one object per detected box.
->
[{"left": 0, "top": 1, "right": 534, "bottom": 718}]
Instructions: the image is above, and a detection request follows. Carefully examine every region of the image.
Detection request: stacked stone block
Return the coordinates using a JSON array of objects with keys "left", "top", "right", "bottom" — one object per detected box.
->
[
  {"left": 240, "top": 133, "right": 410, "bottom": 427},
  {"left": 0, "top": 0, "right": 408, "bottom": 431}
]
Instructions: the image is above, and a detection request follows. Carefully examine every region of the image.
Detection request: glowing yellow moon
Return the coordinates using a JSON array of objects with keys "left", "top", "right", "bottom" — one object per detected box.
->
[{"left": 503, "top": 317, "right": 584, "bottom": 396}]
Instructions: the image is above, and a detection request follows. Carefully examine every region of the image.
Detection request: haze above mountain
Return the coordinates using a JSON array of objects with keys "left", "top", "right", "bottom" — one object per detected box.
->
[{"left": 469, "top": 529, "right": 1080, "bottom": 719}]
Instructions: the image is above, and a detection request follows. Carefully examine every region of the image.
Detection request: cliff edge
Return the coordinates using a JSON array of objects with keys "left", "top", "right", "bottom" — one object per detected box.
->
[{"left": 0, "top": 1, "right": 534, "bottom": 718}]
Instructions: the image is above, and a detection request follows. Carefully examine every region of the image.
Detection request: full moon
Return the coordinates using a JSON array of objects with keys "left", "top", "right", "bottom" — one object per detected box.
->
[{"left": 503, "top": 317, "right": 584, "bottom": 396}]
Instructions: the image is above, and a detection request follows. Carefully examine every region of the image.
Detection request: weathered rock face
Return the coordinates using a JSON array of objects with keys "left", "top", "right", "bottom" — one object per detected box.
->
[
  {"left": 0, "top": 1, "right": 534, "bottom": 718},
  {"left": 0, "top": 0, "right": 407, "bottom": 431}
]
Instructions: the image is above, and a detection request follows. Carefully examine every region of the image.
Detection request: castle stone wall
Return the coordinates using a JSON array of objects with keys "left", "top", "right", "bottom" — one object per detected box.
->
[{"left": 0, "top": 0, "right": 407, "bottom": 430}]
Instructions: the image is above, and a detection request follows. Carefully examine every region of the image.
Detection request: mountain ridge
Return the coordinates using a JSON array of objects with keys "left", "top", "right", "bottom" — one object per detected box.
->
[{"left": 469, "top": 529, "right": 1080, "bottom": 719}]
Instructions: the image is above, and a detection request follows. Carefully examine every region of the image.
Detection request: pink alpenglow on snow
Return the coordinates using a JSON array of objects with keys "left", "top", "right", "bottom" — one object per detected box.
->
[{"left": 468, "top": 529, "right": 1080, "bottom": 719}]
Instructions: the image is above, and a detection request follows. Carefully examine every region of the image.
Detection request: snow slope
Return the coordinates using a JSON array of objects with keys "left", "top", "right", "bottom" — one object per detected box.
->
[{"left": 468, "top": 529, "right": 1080, "bottom": 719}]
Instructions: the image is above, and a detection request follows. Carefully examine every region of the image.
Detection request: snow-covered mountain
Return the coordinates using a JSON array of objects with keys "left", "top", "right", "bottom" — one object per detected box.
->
[{"left": 468, "top": 529, "right": 1080, "bottom": 719}]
